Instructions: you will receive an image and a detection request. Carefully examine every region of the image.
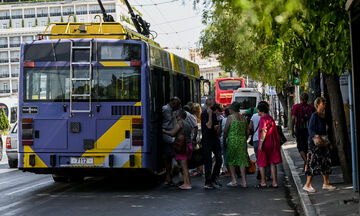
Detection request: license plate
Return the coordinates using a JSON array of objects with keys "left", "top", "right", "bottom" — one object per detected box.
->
[{"left": 70, "top": 157, "right": 94, "bottom": 165}]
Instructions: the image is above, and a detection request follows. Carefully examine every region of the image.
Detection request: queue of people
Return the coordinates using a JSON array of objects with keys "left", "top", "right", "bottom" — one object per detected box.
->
[{"left": 161, "top": 96, "right": 284, "bottom": 190}]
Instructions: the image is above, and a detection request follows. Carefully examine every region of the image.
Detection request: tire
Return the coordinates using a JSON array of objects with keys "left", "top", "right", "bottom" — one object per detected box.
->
[
  {"left": 8, "top": 159, "right": 17, "bottom": 168},
  {"left": 52, "top": 174, "right": 68, "bottom": 182}
]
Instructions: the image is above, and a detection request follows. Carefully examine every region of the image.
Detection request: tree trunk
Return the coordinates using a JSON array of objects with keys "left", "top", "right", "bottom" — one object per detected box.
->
[
  {"left": 308, "top": 71, "right": 321, "bottom": 105},
  {"left": 325, "top": 74, "right": 352, "bottom": 183},
  {"left": 277, "top": 88, "right": 288, "bottom": 127}
]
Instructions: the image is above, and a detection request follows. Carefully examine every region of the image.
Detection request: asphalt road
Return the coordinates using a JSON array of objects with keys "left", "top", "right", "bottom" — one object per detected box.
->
[{"left": 0, "top": 144, "right": 297, "bottom": 216}]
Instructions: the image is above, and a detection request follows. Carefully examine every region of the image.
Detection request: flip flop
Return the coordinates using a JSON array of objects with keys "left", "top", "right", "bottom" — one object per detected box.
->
[
  {"left": 255, "top": 184, "right": 268, "bottom": 189},
  {"left": 269, "top": 185, "right": 278, "bottom": 188}
]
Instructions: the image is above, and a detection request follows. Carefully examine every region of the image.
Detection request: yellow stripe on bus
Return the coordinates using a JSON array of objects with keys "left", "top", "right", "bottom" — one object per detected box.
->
[
  {"left": 121, "top": 148, "right": 142, "bottom": 168},
  {"left": 81, "top": 115, "right": 142, "bottom": 166},
  {"left": 134, "top": 102, "right": 141, "bottom": 106},
  {"left": 23, "top": 146, "right": 48, "bottom": 168},
  {"left": 100, "top": 61, "right": 129, "bottom": 67}
]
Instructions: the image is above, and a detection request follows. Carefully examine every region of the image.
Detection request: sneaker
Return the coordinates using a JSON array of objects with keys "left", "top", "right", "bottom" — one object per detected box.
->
[
  {"left": 303, "top": 185, "right": 316, "bottom": 193},
  {"left": 227, "top": 182, "right": 238, "bottom": 187},
  {"left": 213, "top": 179, "right": 223, "bottom": 188},
  {"left": 322, "top": 184, "right": 336, "bottom": 190},
  {"left": 204, "top": 183, "right": 214, "bottom": 189}
]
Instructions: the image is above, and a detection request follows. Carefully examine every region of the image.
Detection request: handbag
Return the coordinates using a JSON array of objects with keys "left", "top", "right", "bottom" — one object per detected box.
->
[
  {"left": 188, "top": 147, "right": 204, "bottom": 169},
  {"left": 173, "top": 134, "right": 186, "bottom": 154},
  {"left": 277, "top": 125, "right": 287, "bottom": 145},
  {"left": 312, "top": 135, "right": 330, "bottom": 147},
  {"left": 246, "top": 160, "right": 256, "bottom": 174}
]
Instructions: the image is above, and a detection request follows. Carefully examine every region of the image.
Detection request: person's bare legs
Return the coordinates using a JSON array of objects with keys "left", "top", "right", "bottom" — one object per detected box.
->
[
  {"left": 229, "top": 166, "right": 237, "bottom": 184},
  {"left": 240, "top": 166, "right": 247, "bottom": 187},
  {"left": 180, "top": 160, "right": 191, "bottom": 186},
  {"left": 270, "top": 164, "right": 277, "bottom": 187},
  {"left": 259, "top": 167, "right": 266, "bottom": 186},
  {"left": 165, "top": 157, "right": 172, "bottom": 183},
  {"left": 304, "top": 175, "right": 313, "bottom": 188},
  {"left": 323, "top": 174, "right": 330, "bottom": 186}
]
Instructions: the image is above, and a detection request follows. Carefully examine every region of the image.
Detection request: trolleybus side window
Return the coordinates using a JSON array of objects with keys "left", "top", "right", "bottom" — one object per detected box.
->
[
  {"left": 24, "top": 43, "right": 70, "bottom": 62},
  {"left": 99, "top": 43, "right": 141, "bottom": 61}
]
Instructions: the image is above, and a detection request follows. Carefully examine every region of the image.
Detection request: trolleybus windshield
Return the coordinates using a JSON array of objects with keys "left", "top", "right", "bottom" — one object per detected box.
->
[{"left": 233, "top": 96, "right": 257, "bottom": 110}]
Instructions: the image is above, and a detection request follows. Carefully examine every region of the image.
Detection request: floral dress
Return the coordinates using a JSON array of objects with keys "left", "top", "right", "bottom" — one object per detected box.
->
[{"left": 226, "top": 115, "right": 249, "bottom": 167}]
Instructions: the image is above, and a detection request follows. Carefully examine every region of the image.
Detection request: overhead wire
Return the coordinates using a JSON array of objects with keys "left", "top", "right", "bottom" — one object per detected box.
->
[
  {"left": 148, "top": 0, "right": 187, "bottom": 47},
  {"left": 133, "top": 0, "right": 178, "bottom": 7},
  {"left": 157, "top": 25, "right": 203, "bottom": 35},
  {"left": 153, "top": 15, "right": 198, "bottom": 26}
]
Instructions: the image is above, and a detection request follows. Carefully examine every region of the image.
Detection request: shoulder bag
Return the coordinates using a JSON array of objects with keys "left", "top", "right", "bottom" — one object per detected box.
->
[{"left": 172, "top": 121, "right": 187, "bottom": 154}]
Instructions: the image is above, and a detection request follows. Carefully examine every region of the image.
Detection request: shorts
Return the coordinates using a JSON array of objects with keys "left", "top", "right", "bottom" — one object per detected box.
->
[{"left": 175, "top": 143, "right": 193, "bottom": 160}]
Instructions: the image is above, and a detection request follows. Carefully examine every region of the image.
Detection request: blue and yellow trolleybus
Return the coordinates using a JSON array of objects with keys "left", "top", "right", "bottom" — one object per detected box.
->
[{"left": 19, "top": 6, "right": 200, "bottom": 181}]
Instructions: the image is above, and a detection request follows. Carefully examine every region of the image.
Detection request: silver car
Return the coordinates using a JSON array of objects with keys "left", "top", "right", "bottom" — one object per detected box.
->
[{"left": 6, "top": 122, "right": 17, "bottom": 168}]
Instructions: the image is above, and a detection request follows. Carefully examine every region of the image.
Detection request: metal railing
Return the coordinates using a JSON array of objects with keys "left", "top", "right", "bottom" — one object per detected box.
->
[
  {"left": 107, "top": 9, "right": 115, "bottom": 13},
  {"left": 0, "top": 74, "right": 10, "bottom": 78},
  {"left": 37, "top": 13, "right": 48, "bottom": 17},
  {"left": 24, "top": 14, "right": 36, "bottom": 18},
  {"left": 0, "top": 16, "right": 10, "bottom": 20},
  {"left": 50, "top": 12, "right": 61, "bottom": 17},
  {"left": 10, "top": 58, "right": 19, "bottom": 62},
  {"left": 0, "top": 45, "right": 8, "bottom": 48},
  {"left": 9, "top": 44, "right": 20, "bottom": 47},
  {"left": 0, "top": 89, "right": 11, "bottom": 93},
  {"left": 11, "top": 73, "right": 19, "bottom": 77},
  {"left": 90, "top": 10, "right": 102, "bottom": 14},
  {"left": 63, "top": 11, "right": 74, "bottom": 15},
  {"left": 0, "top": 59, "right": 9, "bottom": 63},
  {"left": 11, "top": 15, "right": 23, "bottom": 19},
  {"left": 76, "top": 10, "right": 88, "bottom": 15},
  {"left": 12, "top": 89, "right": 18, "bottom": 93}
]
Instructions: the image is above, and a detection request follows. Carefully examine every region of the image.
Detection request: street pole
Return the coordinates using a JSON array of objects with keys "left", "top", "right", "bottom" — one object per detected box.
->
[{"left": 349, "top": 73, "right": 358, "bottom": 192}]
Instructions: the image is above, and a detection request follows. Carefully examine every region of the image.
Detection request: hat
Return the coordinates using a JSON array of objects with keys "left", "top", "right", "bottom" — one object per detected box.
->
[{"left": 228, "top": 102, "right": 240, "bottom": 112}]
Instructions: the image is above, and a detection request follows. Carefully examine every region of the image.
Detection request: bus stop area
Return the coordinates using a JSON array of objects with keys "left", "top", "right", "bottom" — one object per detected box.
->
[{"left": 281, "top": 132, "right": 359, "bottom": 216}]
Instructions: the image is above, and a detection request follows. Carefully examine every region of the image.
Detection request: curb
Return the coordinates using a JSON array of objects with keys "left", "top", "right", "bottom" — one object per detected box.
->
[{"left": 282, "top": 147, "right": 317, "bottom": 216}]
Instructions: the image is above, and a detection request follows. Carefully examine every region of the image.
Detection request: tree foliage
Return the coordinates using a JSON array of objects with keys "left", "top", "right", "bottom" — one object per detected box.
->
[
  {"left": 0, "top": 108, "right": 9, "bottom": 131},
  {"left": 198, "top": 0, "right": 351, "bottom": 88}
]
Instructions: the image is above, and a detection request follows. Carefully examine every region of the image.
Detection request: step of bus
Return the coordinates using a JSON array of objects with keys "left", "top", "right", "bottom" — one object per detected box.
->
[
  {"left": 72, "top": 62, "right": 91, "bottom": 65},
  {"left": 72, "top": 46, "right": 91, "bottom": 49},
  {"left": 71, "top": 78, "right": 91, "bottom": 81},
  {"left": 72, "top": 94, "right": 91, "bottom": 97},
  {"left": 71, "top": 110, "right": 91, "bottom": 113}
]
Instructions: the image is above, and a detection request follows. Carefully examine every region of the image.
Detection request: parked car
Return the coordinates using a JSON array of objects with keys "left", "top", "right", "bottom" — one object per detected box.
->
[
  {"left": 0, "top": 134, "right": 2, "bottom": 162},
  {"left": 6, "top": 122, "right": 17, "bottom": 168}
]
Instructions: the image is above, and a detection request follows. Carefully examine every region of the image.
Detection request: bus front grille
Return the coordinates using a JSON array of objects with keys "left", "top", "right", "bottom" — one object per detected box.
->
[{"left": 111, "top": 106, "right": 141, "bottom": 116}]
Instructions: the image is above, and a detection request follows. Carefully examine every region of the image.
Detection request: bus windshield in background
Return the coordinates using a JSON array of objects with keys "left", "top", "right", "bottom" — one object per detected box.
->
[
  {"left": 234, "top": 96, "right": 257, "bottom": 109},
  {"left": 24, "top": 67, "right": 141, "bottom": 102},
  {"left": 218, "top": 80, "right": 242, "bottom": 90}
]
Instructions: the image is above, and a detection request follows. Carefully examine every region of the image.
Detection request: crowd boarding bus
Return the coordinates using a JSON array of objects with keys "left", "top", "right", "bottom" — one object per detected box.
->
[
  {"left": 215, "top": 77, "right": 245, "bottom": 107},
  {"left": 19, "top": 18, "right": 200, "bottom": 181}
]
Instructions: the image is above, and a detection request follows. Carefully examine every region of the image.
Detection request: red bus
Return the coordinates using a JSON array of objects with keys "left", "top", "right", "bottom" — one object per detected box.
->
[{"left": 215, "top": 77, "right": 245, "bottom": 107}]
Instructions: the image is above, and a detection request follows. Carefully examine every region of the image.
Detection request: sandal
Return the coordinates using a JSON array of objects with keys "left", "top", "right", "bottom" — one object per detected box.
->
[
  {"left": 255, "top": 184, "right": 268, "bottom": 189},
  {"left": 269, "top": 185, "right": 278, "bottom": 188}
]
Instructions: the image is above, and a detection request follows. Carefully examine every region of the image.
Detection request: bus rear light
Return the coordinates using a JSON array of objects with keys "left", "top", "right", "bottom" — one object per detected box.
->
[
  {"left": 132, "top": 140, "right": 143, "bottom": 146},
  {"left": 22, "top": 118, "right": 34, "bottom": 146},
  {"left": 132, "top": 118, "right": 143, "bottom": 124},
  {"left": 22, "top": 140, "right": 34, "bottom": 145},
  {"left": 23, "top": 62, "right": 35, "bottom": 68},
  {"left": 6, "top": 137, "right": 11, "bottom": 149},
  {"left": 130, "top": 61, "right": 141, "bottom": 67}
]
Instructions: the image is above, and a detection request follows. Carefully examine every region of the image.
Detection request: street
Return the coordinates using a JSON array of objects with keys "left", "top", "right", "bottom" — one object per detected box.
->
[{"left": 0, "top": 144, "right": 297, "bottom": 216}]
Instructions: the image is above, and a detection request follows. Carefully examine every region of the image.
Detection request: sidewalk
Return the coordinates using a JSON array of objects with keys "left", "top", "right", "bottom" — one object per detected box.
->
[{"left": 281, "top": 133, "right": 359, "bottom": 216}]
